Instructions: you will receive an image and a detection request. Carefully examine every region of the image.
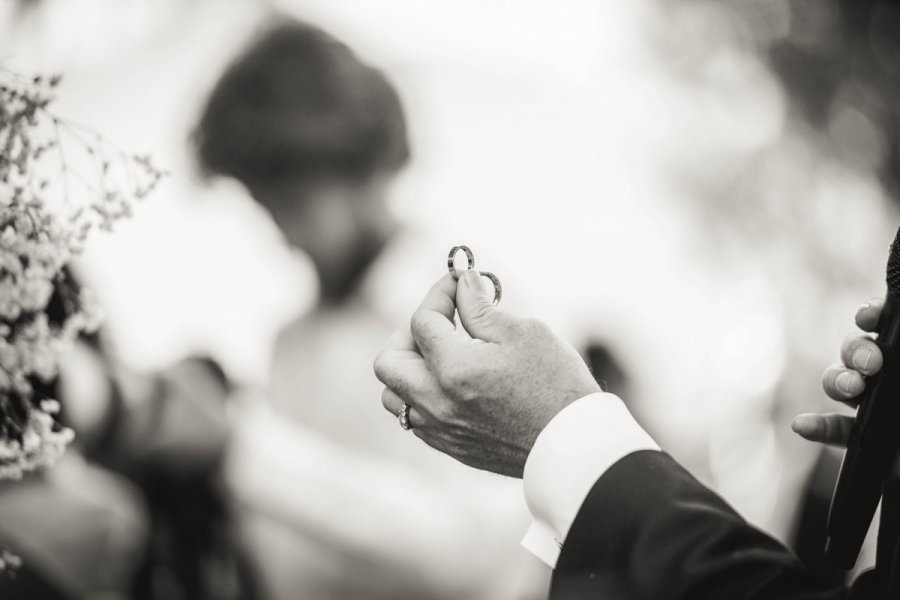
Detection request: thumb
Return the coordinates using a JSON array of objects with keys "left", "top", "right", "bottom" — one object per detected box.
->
[{"left": 457, "top": 269, "right": 515, "bottom": 342}]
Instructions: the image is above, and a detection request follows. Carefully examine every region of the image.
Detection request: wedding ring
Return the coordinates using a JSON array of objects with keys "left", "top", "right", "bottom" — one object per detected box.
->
[
  {"left": 447, "top": 245, "right": 475, "bottom": 280},
  {"left": 447, "top": 245, "right": 502, "bottom": 305},
  {"left": 399, "top": 403, "right": 412, "bottom": 430},
  {"left": 479, "top": 271, "right": 502, "bottom": 305}
]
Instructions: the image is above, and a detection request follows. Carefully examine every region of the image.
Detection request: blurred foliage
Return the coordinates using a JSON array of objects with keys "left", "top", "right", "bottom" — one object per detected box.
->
[{"left": 698, "top": 0, "right": 900, "bottom": 208}]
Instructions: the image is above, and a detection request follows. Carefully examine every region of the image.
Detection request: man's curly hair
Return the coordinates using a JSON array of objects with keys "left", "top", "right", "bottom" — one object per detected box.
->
[{"left": 194, "top": 20, "right": 409, "bottom": 199}]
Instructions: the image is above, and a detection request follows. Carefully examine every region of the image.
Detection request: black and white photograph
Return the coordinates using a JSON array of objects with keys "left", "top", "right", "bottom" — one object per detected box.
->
[{"left": 1, "top": 1, "right": 900, "bottom": 598}]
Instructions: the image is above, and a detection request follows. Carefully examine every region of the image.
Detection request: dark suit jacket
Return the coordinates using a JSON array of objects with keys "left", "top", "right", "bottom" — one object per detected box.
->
[{"left": 551, "top": 450, "right": 900, "bottom": 600}]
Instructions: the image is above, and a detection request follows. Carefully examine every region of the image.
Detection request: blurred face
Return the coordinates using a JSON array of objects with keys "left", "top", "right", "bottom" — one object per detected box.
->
[{"left": 261, "top": 170, "right": 399, "bottom": 276}]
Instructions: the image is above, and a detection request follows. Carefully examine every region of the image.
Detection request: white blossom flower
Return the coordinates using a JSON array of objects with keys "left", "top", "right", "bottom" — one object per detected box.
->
[{"left": 0, "top": 67, "right": 163, "bottom": 573}]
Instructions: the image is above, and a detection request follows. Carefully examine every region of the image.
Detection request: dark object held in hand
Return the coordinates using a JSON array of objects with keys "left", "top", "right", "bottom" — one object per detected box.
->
[{"left": 827, "top": 226, "right": 900, "bottom": 568}]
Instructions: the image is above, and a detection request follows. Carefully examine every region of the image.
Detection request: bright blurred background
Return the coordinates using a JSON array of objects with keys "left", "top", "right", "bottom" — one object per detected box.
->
[{"left": 1, "top": 0, "right": 899, "bottom": 598}]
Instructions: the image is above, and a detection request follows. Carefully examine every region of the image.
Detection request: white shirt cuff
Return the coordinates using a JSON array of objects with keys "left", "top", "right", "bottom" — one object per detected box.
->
[{"left": 520, "top": 392, "right": 659, "bottom": 568}]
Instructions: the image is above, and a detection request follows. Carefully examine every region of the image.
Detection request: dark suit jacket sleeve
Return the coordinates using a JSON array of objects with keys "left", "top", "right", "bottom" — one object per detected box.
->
[{"left": 551, "top": 450, "right": 887, "bottom": 600}]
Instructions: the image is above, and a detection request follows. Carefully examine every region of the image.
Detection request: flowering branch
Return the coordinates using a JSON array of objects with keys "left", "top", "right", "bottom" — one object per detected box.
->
[{"left": 0, "top": 69, "right": 164, "bottom": 484}]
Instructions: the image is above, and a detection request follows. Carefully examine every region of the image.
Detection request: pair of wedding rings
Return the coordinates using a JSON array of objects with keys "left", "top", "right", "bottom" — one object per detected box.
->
[
  {"left": 446, "top": 245, "right": 502, "bottom": 305},
  {"left": 399, "top": 245, "right": 503, "bottom": 432}
]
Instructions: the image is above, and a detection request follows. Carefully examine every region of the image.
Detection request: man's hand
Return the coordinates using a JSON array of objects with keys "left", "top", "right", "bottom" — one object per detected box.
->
[
  {"left": 791, "top": 299, "right": 899, "bottom": 475},
  {"left": 374, "top": 270, "right": 601, "bottom": 478}
]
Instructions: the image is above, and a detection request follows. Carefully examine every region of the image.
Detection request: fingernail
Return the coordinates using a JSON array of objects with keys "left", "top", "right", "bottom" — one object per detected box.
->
[
  {"left": 852, "top": 348, "right": 873, "bottom": 372},
  {"left": 837, "top": 371, "right": 854, "bottom": 394}
]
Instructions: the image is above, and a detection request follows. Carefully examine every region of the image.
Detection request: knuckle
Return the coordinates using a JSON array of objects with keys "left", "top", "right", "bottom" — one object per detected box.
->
[
  {"left": 438, "top": 366, "right": 463, "bottom": 390},
  {"left": 410, "top": 310, "right": 429, "bottom": 342},
  {"left": 471, "top": 301, "right": 497, "bottom": 325},
  {"left": 380, "top": 389, "right": 393, "bottom": 411},
  {"left": 461, "top": 354, "right": 485, "bottom": 377},
  {"left": 840, "top": 339, "right": 858, "bottom": 363},
  {"left": 433, "top": 402, "right": 456, "bottom": 424},
  {"left": 510, "top": 318, "right": 532, "bottom": 338},
  {"left": 456, "top": 380, "right": 480, "bottom": 402},
  {"left": 843, "top": 331, "right": 866, "bottom": 350},
  {"left": 519, "top": 317, "right": 549, "bottom": 337},
  {"left": 438, "top": 365, "right": 479, "bottom": 401},
  {"left": 373, "top": 352, "right": 390, "bottom": 382}
]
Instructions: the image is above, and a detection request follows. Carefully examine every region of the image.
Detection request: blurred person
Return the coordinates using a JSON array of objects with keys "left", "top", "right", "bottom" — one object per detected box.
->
[
  {"left": 0, "top": 449, "right": 147, "bottom": 600},
  {"left": 375, "top": 272, "right": 900, "bottom": 598},
  {"left": 194, "top": 19, "right": 541, "bottom": 600},
  {"left": 0, "top": 269, "right": 259, "bottom": 600}
]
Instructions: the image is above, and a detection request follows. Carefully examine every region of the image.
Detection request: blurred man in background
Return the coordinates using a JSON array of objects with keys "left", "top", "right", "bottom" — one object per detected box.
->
[
  {"left": 0, "top": 270, "right": 256, "bottom": 600},
  {"left": 195, "top": 19, "right": 542, "bottom": 600}
]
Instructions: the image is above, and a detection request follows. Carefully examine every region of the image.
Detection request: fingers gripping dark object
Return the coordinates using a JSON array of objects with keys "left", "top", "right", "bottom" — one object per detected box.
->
[
  {"left": 819, "top": 300, "right": 886, "bottom": 405},
  {"left": 855, "top": 298, "right": 884, "bottom": 332},
  {"left": 807, "top": 299, "right": 886, "bottom": 445},
  {"left": 822, "top": 365, "right": 866, "bottom": 406},
  {"left": 840, "top": 332, "right": 883, "bottom": 377}
]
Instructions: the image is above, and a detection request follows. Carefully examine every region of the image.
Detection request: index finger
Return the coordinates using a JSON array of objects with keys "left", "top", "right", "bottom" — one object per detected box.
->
[
  {"left": 409, "top": 273, "right": 462, "bottom": 362},
  {"left": 856, "top": 298, "right": 884, "bottom": 332},
  {"left": 378, "top": 273, "right": 458, "bottom": 357},
  {"left": 381, "top": 321, "right": 417, "bottom": 355},
  {"left": 374, "top": 327, "right": 432, "bottom": 397}
]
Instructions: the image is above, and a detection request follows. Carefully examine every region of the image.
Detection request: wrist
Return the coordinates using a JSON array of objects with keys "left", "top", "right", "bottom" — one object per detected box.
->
[
  {"left": 526, "top": 383, "right": 603, "bottom": 458},
  {"left": 521, "top": 392, "right": 660, "bottom": 566}
]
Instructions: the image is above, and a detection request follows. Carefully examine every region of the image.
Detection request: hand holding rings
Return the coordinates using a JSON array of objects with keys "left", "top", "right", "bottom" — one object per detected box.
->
[{"left": 397, "top": 245, "right": 503, "bottom": 432}]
